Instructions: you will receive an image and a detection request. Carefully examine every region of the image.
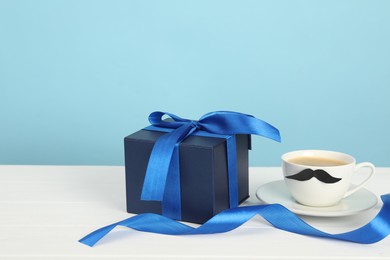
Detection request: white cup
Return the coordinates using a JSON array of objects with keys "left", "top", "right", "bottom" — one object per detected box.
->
[{"left": 282, "top": 150, "right": 375, "bottom": 207}]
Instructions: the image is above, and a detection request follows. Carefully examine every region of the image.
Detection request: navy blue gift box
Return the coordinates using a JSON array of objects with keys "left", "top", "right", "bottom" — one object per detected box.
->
[{"left": 124, "top": 111, "right": 280, "bottom": 224}]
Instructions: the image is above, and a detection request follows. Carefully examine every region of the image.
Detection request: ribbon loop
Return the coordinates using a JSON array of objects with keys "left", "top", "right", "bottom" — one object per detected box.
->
[
  {"left": 148, "top": 111, "right": 191, "bottom": 129},
  {"left": 198, "top": 111, "right": 281, "bottom": 142}
]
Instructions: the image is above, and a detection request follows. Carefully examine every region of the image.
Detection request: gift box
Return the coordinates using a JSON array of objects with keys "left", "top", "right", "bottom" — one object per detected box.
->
[
  {"left": 124, "top": 111, "right": 280, "bottom": 224},
  {"left": 125, "top": 129, "right": 250, "bottom": 224}
]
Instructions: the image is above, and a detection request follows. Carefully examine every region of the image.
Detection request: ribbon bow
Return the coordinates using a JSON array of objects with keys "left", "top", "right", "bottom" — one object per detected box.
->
[{"left": 141, "top": 111, "right": 281, "bottom": 219}]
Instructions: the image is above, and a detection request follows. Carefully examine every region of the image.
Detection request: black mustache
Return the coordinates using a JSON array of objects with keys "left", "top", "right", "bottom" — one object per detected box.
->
[{"left": 286, "top": 169, "right": 342, "bottom": 184}]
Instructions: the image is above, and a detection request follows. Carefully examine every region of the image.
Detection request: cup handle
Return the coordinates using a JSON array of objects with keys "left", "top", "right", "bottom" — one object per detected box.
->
[{"left": 343, "top": 162, "right": 375, "bottom": 198}]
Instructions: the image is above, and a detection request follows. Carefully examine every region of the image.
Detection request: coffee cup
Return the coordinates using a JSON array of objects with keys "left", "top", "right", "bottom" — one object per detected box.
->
[{"left": 282, "top": 150, "right": 375, "bottom": 207}]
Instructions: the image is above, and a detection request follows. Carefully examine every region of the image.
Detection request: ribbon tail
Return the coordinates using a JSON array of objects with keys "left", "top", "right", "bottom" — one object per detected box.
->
[
  {"left": 141, "top": 123, "right": 195, "bottom": 201},
  {"left": 331, "top": 194, "right": 390, "bottom": 243},
  {"left": 162, "top": 144, "right": 182, "bottom": 220},
  {"left": 80, "top": 194, "right": 390, "bottom": 247},
  {"left": 79, "top": 222, "right": 119, "bottom": 247}
]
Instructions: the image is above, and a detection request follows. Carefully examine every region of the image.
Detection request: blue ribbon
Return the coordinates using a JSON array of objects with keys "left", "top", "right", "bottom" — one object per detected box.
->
[
  {"left": 79, "top": 194, "right": 390, "bottom": 246},
  {"left": 140, "top": 111, "right": 281, "bottom": 219}
]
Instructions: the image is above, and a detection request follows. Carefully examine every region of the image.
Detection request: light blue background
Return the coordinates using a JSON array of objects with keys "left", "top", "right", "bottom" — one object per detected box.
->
[{"left": 1, "top": 1, "right": 389, "bottom": 166}]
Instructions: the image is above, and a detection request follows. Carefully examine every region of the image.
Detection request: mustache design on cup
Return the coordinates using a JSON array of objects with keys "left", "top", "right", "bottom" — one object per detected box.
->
[{"left": 286, "top": 169, "right": 342, "bottom": 184}]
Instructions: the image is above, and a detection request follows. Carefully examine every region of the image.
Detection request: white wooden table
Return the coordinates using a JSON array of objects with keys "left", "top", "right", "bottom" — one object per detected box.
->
[{"left": 0, "top": 165, "right": 389, "bottom": 259}]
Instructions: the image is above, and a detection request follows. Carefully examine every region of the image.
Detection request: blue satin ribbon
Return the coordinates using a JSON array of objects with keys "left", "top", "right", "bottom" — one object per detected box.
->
[
  {"left": 79, "top": 194, "right": 390, "bottom": 246},
  {"left": 140, "top": 111, "right": 281, "bottom": 219}
]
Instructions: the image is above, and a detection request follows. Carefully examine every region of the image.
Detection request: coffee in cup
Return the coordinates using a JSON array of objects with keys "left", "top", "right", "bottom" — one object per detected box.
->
[{"left": 282, "top": 150, "right": 375, "bottom": 207}]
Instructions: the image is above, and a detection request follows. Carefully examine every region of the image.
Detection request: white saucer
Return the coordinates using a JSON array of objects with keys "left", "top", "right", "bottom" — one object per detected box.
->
[{"left": 256, "top": 180, "right": 378, "bottom": 217}]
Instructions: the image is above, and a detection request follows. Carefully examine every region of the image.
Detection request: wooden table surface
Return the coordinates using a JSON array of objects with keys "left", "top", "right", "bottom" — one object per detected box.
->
[{"left": 0, "top": 165, "right": 389, "bottom": 259}]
